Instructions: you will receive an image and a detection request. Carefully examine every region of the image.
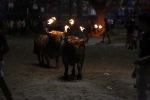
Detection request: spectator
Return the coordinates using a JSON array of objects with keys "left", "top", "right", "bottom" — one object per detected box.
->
[
  {"left": 110, "top": 19, "right": 114, "bottom": 29},
  {"left": 132, "top": 25, "right": 139, "bottom": 51},
  {"left": 132, "top": 13, "right": 150, "bottom": 100},
  {"left": 100, "top": 18, "right": 111, "bottom": 44},
  {"left": 21, "top": 19, "right": 26, "bottom": 35},
  {"left": 126, "top": 19, "right": 134, "bottom": 50},
  {"left": 9, "top": 19, "right": 14, "bottom": 36},
  {"left": 18, "top": 19, "right": 22, "bottom": 35},
  {"left": 13, "top": 19, "right": 18, "bottom": 36},
  {"left": 0, "top": 21, "right": 13, "bottom": 100}
]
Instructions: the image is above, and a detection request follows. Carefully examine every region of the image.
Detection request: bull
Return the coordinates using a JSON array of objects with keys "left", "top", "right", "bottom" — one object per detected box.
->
[
  {"left": 61, "top": 35, "right": 88, "bottom": 79},
  {"left": 33, "top": 28, "right": 64, "bottom": 68}
]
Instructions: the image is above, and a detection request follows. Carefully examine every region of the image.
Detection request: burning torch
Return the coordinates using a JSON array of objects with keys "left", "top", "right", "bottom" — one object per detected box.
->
[
  {"left": 80, "top": 26, "right": 89, "bottom": 41},
  {"left": 94, "top": 24, "right": 102, "bottom": 29}
]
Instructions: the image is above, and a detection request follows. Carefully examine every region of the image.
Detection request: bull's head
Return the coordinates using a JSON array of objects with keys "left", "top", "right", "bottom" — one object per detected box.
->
[
  {"left": 46, "top": 30, "right": 64, "bottom": 44},
  {"left": 64, "top": 36, "right": 86, "bottom": 57}
]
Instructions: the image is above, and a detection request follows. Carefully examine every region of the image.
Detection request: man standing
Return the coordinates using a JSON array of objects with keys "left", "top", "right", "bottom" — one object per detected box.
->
[
  {"left": 101, "top": 18, "right": 111, "bottom": 44},
  {"left": 133, "top": 13, "right": 150, "bottom": 100},
  {"left": 0, "top": 21, "right": 13, "bottom": 100}
]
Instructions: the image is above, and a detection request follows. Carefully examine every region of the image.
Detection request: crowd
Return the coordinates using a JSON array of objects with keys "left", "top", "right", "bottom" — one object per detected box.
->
[
  {"left": 124, "top": 17, "right": 142, "bottom": 52},
  {"left": 0, "top": 17, "right": 48, "bottom": 36}
]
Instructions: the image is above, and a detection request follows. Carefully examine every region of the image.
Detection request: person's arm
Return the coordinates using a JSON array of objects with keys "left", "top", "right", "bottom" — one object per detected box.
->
[
  {"left": 134, "top": 55, "right": 150, "bottom": 65},
  {"left": 0, "top": 34, "right": 10, "bottom": 56}
]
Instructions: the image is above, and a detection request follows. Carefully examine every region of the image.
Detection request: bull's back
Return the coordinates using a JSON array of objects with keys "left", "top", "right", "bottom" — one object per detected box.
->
[{"left": 33, "top": 34, "right": 62, "bottom": 58}]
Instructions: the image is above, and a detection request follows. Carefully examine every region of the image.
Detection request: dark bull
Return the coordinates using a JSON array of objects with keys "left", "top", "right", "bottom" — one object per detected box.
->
[
  {"left": 61, "top": 36, "right": 88, "bottom": 79},
  {"left": 33, "top": 29, "right": 64, "bottom": 67}
]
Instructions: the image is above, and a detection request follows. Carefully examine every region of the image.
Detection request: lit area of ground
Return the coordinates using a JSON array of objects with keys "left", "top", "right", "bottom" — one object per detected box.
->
[{"left": 0, "top": 29, "right": 150, "bottom": 100}]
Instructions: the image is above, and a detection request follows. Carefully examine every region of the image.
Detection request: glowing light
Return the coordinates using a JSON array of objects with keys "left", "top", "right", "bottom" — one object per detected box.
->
[
  {"left": 51, "top": 17, "right": 56, "bottom": 21},
  {"left": 94, "top": 24, "right": 98, "bottom": 29},
  {"left": 94, "top": 24, "right": 102, "bottom": 29},
  {"left": 80, "top": 26, "right": 85, "bottom": 32},
  {"left": 47, "top": 17, "right": 56, "bottom": 24},
  {"left": 99, "top": 25, "right": 102, "bottom": 29},
  {"left": 64, "top": 25, "right": 70, "bottom": 33},
  {"left": 69, "top": 19, "right": 74, "bottom": 25},
  {"left": 48, "top": 19, "right": 54, "bottom": 24}
]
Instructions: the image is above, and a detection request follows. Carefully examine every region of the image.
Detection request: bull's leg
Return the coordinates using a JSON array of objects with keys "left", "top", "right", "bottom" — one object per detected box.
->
[
  {"left": 62, "top": 59, "right": 68, "bottom": 79},
  {"left": 44, "top": 55, "right": 50, "bottom": 67},
  {"left": 77, "top": 63, "right": 82, "bottom": 80},
  {"left": 37, "top": 53, "right": 41, "bottom": 65},
  {"left": 40, "top": 54, "right": 44, "bottom": 65},
  {"left": 72, "top": 64, "right": 75, "bottom": 76},
  {"left": 55, "top": 56, "right": 59, "bottom": 68}
]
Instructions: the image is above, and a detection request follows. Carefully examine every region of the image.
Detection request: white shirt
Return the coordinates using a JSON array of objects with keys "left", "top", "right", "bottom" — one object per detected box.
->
[
  {"left": 9, "top": 20, "right": 14, "bottom": 28},
  {"left": 21, "top": 21, "right": 26, "bottom": 27}
]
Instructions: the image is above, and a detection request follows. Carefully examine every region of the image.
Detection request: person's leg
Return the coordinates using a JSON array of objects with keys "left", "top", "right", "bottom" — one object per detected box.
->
[
  {"left": 0, "top": 77, "right": 13, "bottom": 100},
  {"left": 0, "top": 61, "right": 13, "bottom": 100},
  {"left": 101, "top": 33, "right": 105, "bottom": 43},
  {"left": 107, "top": 32, "right": 111, "bottom": 44},
  {"left": 136, "top": 74, "right": 148, "bottom": 100}
]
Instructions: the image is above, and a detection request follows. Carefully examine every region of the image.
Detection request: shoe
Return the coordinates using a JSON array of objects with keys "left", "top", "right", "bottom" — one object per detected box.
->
[{"left": 100, "top": 41, "right": 104, "bottom": 43}]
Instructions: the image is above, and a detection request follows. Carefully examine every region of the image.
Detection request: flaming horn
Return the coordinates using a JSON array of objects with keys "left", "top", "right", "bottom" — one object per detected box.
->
[
  {"left": 80, "top": 26, "right": 89, "bottom": 42},
  {"left": 48, "top": 17, "right": 56, "bottom": 25}
]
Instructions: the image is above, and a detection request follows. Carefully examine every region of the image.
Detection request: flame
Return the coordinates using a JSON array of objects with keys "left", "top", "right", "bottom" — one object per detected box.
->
[
  {"left": 48, "top": 19, "right": 54, "bottom": 24},
  {"left": 51, "top": 17, "right": 56, "bottom": 21},
  {"left": 64, "top": 25, "right": 70, "bottom": 33},
  {"left": 47, "top": 17, "right": 56, "bottom": 24},
  {"left": 69, "top": 19, "right": 74, "bottom": 25},
  {"left": 80, "top": 26, "right": 85, "bottom": 32}
]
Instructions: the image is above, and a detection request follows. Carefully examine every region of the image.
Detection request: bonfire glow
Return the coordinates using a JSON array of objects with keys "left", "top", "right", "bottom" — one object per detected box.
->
[
  {"left": 99, "top": 25, "right": 102, "bottom": 29},
  {"left": 69, "top": 19, "right": 74, "bottom": 25},
  {"left": 94, "top": 24, "right": 98, "bottom": 29},
  {"left": 64, "top": 25, "right": 70, "bottom": 33}
]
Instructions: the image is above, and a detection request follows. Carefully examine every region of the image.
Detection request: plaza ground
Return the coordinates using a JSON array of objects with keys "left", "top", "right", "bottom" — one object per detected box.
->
[{"left": 0, "top": 29, "right": 150, "bottom": 100}]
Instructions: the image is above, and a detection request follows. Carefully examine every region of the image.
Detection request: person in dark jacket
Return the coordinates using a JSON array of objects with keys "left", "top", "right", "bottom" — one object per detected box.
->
[
  {"left": 100, "top": 18, "right": 111, "bottom": 44},
  {"left": 132, "top": 13, "right": 150, "bottom": 100},
  {"left": 0, "top": 21, "right": 13, "bottom": 100}
]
